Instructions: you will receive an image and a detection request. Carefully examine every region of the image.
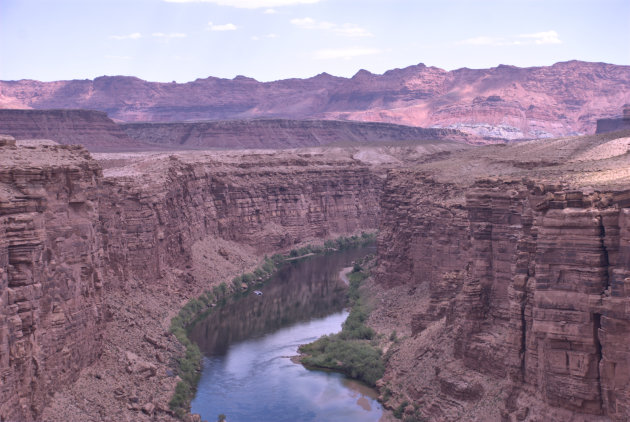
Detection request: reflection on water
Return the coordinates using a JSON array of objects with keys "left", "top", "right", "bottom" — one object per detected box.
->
[{"left": 189, "top": 246, "right": 383, "bottom": 422}]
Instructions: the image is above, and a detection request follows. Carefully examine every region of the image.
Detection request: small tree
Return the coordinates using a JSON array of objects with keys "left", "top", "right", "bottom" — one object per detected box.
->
[{"left": 218, "top": 414, "right": 227, "bottom": 422}]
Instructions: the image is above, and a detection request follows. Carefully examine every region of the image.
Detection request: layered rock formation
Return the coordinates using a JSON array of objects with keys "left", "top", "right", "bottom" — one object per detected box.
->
[
  {"left": 0, "top": 109, "right": 474, "bottom": 152},
  {"left": 372, "top": 130, "right": 630, "bottom": 421},
  {"left": 0, "top": 142, "right": 384, "bottom": 421},
  {"left": 0, "top": 109, "right": 151, "bottom": 152},
  {"left": 2, "top": 61, "right": 629, "bottom": 139},
  {"left": 121, "top": 119, "right": 472, "bottom": 149},
  {"left": 0, "top": 139, "right": 105, "bottom": 420}
]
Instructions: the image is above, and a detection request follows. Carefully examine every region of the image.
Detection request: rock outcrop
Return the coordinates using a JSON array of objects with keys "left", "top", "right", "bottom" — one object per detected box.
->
[
  {"left": 2, "top": 61, "right": 629, "bottom": 139},
  {"left": 372, "top": 131, "right": 630, "bottom": 421}
]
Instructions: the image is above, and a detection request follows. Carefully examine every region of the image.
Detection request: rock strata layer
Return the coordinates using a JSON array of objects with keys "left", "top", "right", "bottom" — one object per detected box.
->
[
  {"left": 121, "top": 118, "right": 473, "bottom": 149},
  {"left": 0, "top": 109, "right": 149, "bottom": 152},
  {"left": 372, "top": 131, "right": 630, "bottom": 421}
]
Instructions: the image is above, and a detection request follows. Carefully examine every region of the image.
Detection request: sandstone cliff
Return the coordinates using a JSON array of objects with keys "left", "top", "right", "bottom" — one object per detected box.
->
[
  {"left": 0, "top": 140, "right": 104, "bottom": 420},
  {"left": 0, "top": 141, "right": 385, "bottom": 421},
  {"left": 371, "top": 130, "right": 630, "bottom": 421},
  {"left": 2, "top": 61, "right": 628, "bottom": 139}
]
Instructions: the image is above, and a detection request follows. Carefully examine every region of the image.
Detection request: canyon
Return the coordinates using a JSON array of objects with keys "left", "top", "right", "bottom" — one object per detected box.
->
[
  {"left": 1, "top": 138, "right": 391, "bottom": 421},
  {"left": 1, "top": 112, "right": 630, "bottom": 420},
  {"left": 2, "top": 60, "right": 629, "bottom": 140},
  {"left": 1, "top": 127, "right": 629, "bottom": 421}
]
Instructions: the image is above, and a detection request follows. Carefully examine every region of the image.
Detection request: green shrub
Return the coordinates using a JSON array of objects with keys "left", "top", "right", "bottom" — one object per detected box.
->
[
  {"left": 393, "top": 401, "right": 409, "bottom": 419},
  {"left": 298, "top": 263, "right": 383, "bottom": 387},
  {"left": 219, "top": 282, "right": 227, "bottom": 295}
]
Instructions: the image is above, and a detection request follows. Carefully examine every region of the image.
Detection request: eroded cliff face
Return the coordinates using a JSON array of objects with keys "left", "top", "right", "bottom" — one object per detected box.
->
[
  {"left": 373, "top": 164, "right": 630, "bottom": 420},
  {"left": 0, "top": 142, "right": 104, "bottom": 420},
  {"left": 0, "top": 143, "right": 383, "bottom": 421},
  {"left": 98, "top": 151, "right": 381, "bottom": 290}
]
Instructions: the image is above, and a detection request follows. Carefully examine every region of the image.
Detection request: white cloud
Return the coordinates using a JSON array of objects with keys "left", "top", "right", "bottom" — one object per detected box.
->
[
  {"left": 207, "top": 22, "right": 238, "bottom": 31},
  {"left": 152, "top": 32, "right": 187, "bottom": 38},
  {"left": 313, "top": 47, "right": 381, "bottom": 60},
  {"left": 458, "top": 30, "right": 562, "bottom": 47},
  {"left": 291, "top": 17, "right": 372, "bottom": 37},
  {"left": 165, "top": 0, "right": 319, "bottom": 8},
  {"left": 519, "top": 30, "right": 562, "bottom": 45},
  {"left": 264, "top": 8, "right": 277, "bottom": 14},
  {"left": 109, "top": 32, "right": 142, "bottom": 40}
]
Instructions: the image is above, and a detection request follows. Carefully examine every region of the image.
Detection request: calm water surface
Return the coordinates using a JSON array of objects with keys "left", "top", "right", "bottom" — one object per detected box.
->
[{"left": 189, "top": 246, "right": 383, "bottom": 422}]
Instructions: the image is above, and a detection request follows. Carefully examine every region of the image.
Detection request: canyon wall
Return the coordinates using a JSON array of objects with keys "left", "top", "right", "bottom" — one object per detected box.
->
[
  {"left": 0, "top": 143, "right": 382, "bottom": 421},
  {"left": 375, "top": 169, "right": 630, "bottom": 421},
  {"left": 0, "top": 141, "right": 105, "bottom": 420},
  {"left": 98, "top": 152, "right": 381, "bottom": 290},
  {"left": 2, "top": 61, "right": 629, "bottom": 139}
]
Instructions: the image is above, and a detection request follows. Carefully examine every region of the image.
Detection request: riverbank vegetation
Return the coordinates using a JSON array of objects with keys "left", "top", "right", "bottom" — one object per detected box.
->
[
  {"left": 168, "top": 232, "right": 377, "bottom": 418},
  {"left": 298, "top": 255, "right": 384, "bottom": 387}
]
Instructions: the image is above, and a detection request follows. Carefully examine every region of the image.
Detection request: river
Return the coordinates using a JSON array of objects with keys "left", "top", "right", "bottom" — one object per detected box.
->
[{"left": 188, "top": 246, "right": 384, "bottom": 422}]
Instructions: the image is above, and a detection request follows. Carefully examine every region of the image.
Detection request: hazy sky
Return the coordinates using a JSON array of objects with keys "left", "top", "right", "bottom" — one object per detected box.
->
[{"left": 1, "top": 0, "right": 628, "bottom": 82}]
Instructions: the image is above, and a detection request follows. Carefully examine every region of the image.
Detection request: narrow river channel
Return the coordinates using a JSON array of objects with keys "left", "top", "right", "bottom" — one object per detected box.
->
[{"left": 188, "top": 245, "right": 384, "bottom": 422}]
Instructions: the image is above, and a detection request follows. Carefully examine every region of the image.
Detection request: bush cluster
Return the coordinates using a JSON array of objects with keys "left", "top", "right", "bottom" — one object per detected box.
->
[
  {"left": 323, "top": 231, "right": 376, "bottom": 251},
  {"left": 298, "top": 264, "right": 384, "bottom": 387}
]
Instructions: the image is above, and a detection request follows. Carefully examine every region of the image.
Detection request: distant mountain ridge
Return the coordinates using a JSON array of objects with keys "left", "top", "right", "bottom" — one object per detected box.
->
[{"left": 1, "top": 60, "right": 629, "bottom": 139}]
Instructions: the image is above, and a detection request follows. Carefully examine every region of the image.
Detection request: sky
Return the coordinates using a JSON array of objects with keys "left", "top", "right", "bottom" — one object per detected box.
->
[{"left": 1, "top": 0, "right": 628, "bottom": 83}]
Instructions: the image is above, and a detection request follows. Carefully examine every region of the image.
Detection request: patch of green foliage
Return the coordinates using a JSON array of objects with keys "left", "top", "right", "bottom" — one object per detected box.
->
[
  {"left": 393, "top": 401, "right": 409, "bottom": 419},
  {"left": 167, "top": 233, "right": 377, "bottom": 418},
  {"left": 298, "top": 262, "right": 383, "bottom": 387}
]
